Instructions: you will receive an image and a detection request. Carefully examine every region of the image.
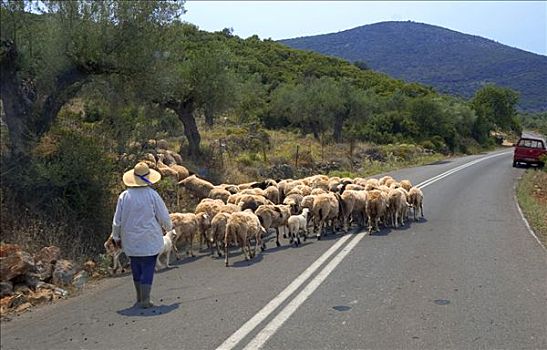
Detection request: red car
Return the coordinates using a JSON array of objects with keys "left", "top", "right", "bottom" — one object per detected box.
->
[{"left": 513, "top": 136, "right": 546, "bottom": 168}]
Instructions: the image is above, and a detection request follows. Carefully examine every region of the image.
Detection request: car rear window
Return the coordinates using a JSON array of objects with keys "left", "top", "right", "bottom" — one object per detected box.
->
[{"left": 517, "top": 139, "right": 545, "bottom": 149}]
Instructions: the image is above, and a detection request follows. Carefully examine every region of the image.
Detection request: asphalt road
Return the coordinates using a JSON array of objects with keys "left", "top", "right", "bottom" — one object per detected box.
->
[{"left": 1, "top": 149, "right": 546, "bottom": 350}]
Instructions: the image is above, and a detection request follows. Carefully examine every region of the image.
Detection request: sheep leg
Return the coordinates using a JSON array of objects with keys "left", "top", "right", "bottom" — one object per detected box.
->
[
  {"left": 216, "top": 240, "right": 223, "bottom": 257},
  {"left": 368, "top": 216, "right": 373, "bottom": 234},
  {"left": 210, "top": 240, "right": 216, "bottom": 256},
  {"left": 224, "top": 241, "right": 229, "bottom": 267},
  {"left": 316, "top": 221, "right": 323, "bottom": 240},
  {"left": 188, "top": 235, "right": 195, "bottom": 257},
  {"left": 295, "top": 233, "right": 301, "bottom": 247},
  {"left": 275, "top": 228, "right": 281, "bottom": 247},
  {"left": 252, "top": 236, "right": 259, "bottom": 259},
  {"left": 239, "top": 237, "right": 250, "bottom": 260}
]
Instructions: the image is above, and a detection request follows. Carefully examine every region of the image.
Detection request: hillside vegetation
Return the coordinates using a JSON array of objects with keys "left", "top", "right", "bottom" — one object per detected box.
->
[
  {"left": 281, "top": 21, "right": 547, "bottom": 112},
  {"left": 0, "top": 1, "right": 522, "bottom": 259}
]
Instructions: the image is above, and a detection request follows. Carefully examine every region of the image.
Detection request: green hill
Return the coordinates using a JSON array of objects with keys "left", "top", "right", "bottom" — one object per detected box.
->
[{"left": 280, "top": 21, "right": 547, "bottom": 112}]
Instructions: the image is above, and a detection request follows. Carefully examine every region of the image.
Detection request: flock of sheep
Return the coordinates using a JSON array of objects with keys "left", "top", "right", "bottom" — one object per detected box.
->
[{"left": 106, "top": 150, "right": 424, "bottom": 269}]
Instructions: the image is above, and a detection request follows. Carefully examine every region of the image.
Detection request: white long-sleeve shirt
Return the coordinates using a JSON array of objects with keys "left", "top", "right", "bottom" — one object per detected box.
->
[{"left": 111, "top": 187, "right": 173, "bottom": 257}]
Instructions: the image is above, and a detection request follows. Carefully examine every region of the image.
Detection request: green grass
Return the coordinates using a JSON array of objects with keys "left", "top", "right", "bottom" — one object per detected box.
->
[{"left": 516, "top": 170, "right": 547, "bottom": 247}]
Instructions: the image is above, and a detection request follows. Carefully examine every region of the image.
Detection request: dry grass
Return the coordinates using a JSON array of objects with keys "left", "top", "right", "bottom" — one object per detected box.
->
[
  {"left": 516, "top": 169, "right": 547, "bottom": 247},
  {"left": 194, "top": 121, "right": 446, "bottom": 183}
]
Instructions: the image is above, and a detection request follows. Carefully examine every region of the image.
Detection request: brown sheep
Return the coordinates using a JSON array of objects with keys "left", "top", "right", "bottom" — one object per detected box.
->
[
  {"left": 264, "top": 186, "right": 280, "bottom": 204},
  {"left": 365, "top": 178, "right": 380, "bottom": 191},
  {"left": 311, "top": 192, "right": 342, "bottom": 240},
  {"left": 170, "top": 212, "right": 210, "bottom": 259},
  {"left": 237, "top": 194, "right": 273, "bottom": 212},
  {"left": 340, "top": 190, "right": 357, "bottom": 232},
  {"left": 224, "top": 210, "right": 266, "bottom": 266},
  {"left": 387, "top": 188, "right": 408, "bottom": 228},
  {"left": 195, "top": 198, "right": 224, "bottom": 247},
  {"left": 237, "top": 181, "right": 258, "bottom": 190},
  {"left": 208, "top": 187, "right": 232, "bottom": 203},
  {"left": 338, "top": 189, "right": 369, "bottom": 231},
  {"left": 255, "top": 204, "right": 291, "bottom": 247},
  {"left": 408, "top": 187, "right": 424, "bottom": 221},
  {"left": 366, "top": 190, "right": 387, "bottom": 233},
  {"left": 156, "top": 156, "right": 179, "bottom": 178},
  {"left": 289, "top": 184, "right": 312, "bottom": 196},
  {"left": 240, "top": 188, "right": 267, "bottom": 197},
  {"left": 217, "top": 184, "right": 240, "bottom": 194},
  {"left": 354, "top": 177, "right": 368, "bottom": 187},
  {"left": 400, "top": 179, "right": 413, "bottom": 192},
  {"left": 209, "top": 212, "right": 232, "bottom": 257},
  {"left": 379, "top": 175, "right": 394, "bottom": 186},
  {"left": 170, "top": 163, "right": 190, "bottom": 181},
  {"left": 219, "top": 203, "right": 239, "bottom": 214},
  {"left": 310, "top": 188, "right": 327, "bottom": 195},
  {"left": 195, "top": 198, "right": 225, "bottom": 219},
  {"left": 178, "top": 175, "right": 215, "bottom": 200},
  {"left": 283, "top": 193, "right": 304, "bottom": 215},
  {"left": 344, "top": 184, "right": 365, "bottom": 191}
]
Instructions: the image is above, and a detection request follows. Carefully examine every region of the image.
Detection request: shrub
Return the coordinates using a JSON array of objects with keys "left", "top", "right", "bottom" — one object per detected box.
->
[{"left": 1, "top": 129, "right": 116, "bottom": 260}]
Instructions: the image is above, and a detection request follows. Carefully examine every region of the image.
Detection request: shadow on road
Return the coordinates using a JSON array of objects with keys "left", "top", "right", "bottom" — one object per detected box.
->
[
  {"left": 425, "top": 159, "right": 452, "bottom": 166},
  {"left": 116, "top": 302, "right": 181, "bottom": 317}
]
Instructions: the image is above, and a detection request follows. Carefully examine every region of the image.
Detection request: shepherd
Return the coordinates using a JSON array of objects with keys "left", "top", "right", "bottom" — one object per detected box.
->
[{"left": 111, "top": 162, "right": 173, "bottom": 308}]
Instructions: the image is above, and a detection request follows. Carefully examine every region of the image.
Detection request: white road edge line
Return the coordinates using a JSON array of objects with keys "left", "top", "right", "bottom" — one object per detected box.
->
[
  {"left": 215, "top": 233, "right": 353, "bottom": 350},
  {"left": 513, "top": 175, "right": 546, "bottom": 250},
  {"left": 243, "top": 232, "right": 367, "bottom": 350},
  {"left": 217, "top": 150, "right": 512, "bottom": 350}
]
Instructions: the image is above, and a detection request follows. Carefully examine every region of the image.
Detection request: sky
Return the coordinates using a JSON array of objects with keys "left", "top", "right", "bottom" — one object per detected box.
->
[{"left": 182, "top": 1, "right": 547, "bottom": 56}]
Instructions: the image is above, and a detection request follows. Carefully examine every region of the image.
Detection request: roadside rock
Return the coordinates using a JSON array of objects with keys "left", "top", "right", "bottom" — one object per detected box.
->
[
  {"left": 24, "top": 272, "right": 43, "bottom": 289},
  {"left": 13, "top": 284, "right": 31, "bottom": 295},
  {"left": 14, "top": 302, "right": 32, "bottom": 313},
  {"left": 0, "top": 295, "right": 14, "bottom": 315},
  {"left": 83, "top": 260, "right": 97, "bottom": 274},
  {"left": 0, "top": 249, "right": 35, "bottom": 282},
  {"left": 33, "top": 260, "right": 54, "bottom": 281},
  {"left": 9, "top": 294, "right": 28, "bottom": 309},
  {"left": 0, "top": 244, "right": 22, "bottom": 257},
  {"left": 0, "top": 281, "right": 13, "bottom": 297},
  {"left": 52, "top": 260, "right": 78, "bottom": 287},
  {"left": 33, "top": 246, "right": 61, "bottom": 264},
  {"left": 72, "top": 270, "right": 89, "bottom": 289},
  {"left": 28, "top": 289, "right": 53, "bottom": 305}
]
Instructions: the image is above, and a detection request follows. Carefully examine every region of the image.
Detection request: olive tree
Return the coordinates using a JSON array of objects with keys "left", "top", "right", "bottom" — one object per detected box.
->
[{"left": 0, "top": 0, "right": 185, "bottom": 158}]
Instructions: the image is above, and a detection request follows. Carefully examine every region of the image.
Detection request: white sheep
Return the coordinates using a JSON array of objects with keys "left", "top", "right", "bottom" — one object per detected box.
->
[{"left": 287, "top": 208, "right": 310, "bottom": 246}]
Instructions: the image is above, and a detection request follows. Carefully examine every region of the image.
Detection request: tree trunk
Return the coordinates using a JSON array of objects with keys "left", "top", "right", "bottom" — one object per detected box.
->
[
  {"left": 166, "top": 99, "right": 201, "bottom": 158},
  {"left": 35, "top": 67, "right": 87, "bottom": 137},
  {"left": 0, "top": 39, "right": 34, "bottom": 158},
  {"left": 1, "top": 40, "right": 88, "bottom": 158},
  {"left": 332, "top": 116, "right": 344, "bottom": 143},
  {"left": 204, "top": 109, "right": 214, "bottom": 127}
]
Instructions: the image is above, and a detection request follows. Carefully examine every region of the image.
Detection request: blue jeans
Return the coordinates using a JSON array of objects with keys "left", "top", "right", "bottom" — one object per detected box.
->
[{"left": 129, "top": 255, "right": 158, "bottom": 285}]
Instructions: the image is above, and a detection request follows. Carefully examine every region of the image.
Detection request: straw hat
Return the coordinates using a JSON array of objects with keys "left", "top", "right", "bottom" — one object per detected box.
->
[{"left": 123, "top": 162, "right": 161, "bottom": 187}]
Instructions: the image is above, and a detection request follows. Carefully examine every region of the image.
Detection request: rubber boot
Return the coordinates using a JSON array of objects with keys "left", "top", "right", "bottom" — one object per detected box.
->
[
  {"left": 139, "top": 284, "right": 154, "bottom": 309},
  {"left": 133, "top": 281, "right": 142, "bottom": 306}
]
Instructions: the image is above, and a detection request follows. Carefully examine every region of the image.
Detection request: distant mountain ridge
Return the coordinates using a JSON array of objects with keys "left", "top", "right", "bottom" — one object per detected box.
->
[{"left": 280, "top": 21, "right": 547, "bottom": 112}]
